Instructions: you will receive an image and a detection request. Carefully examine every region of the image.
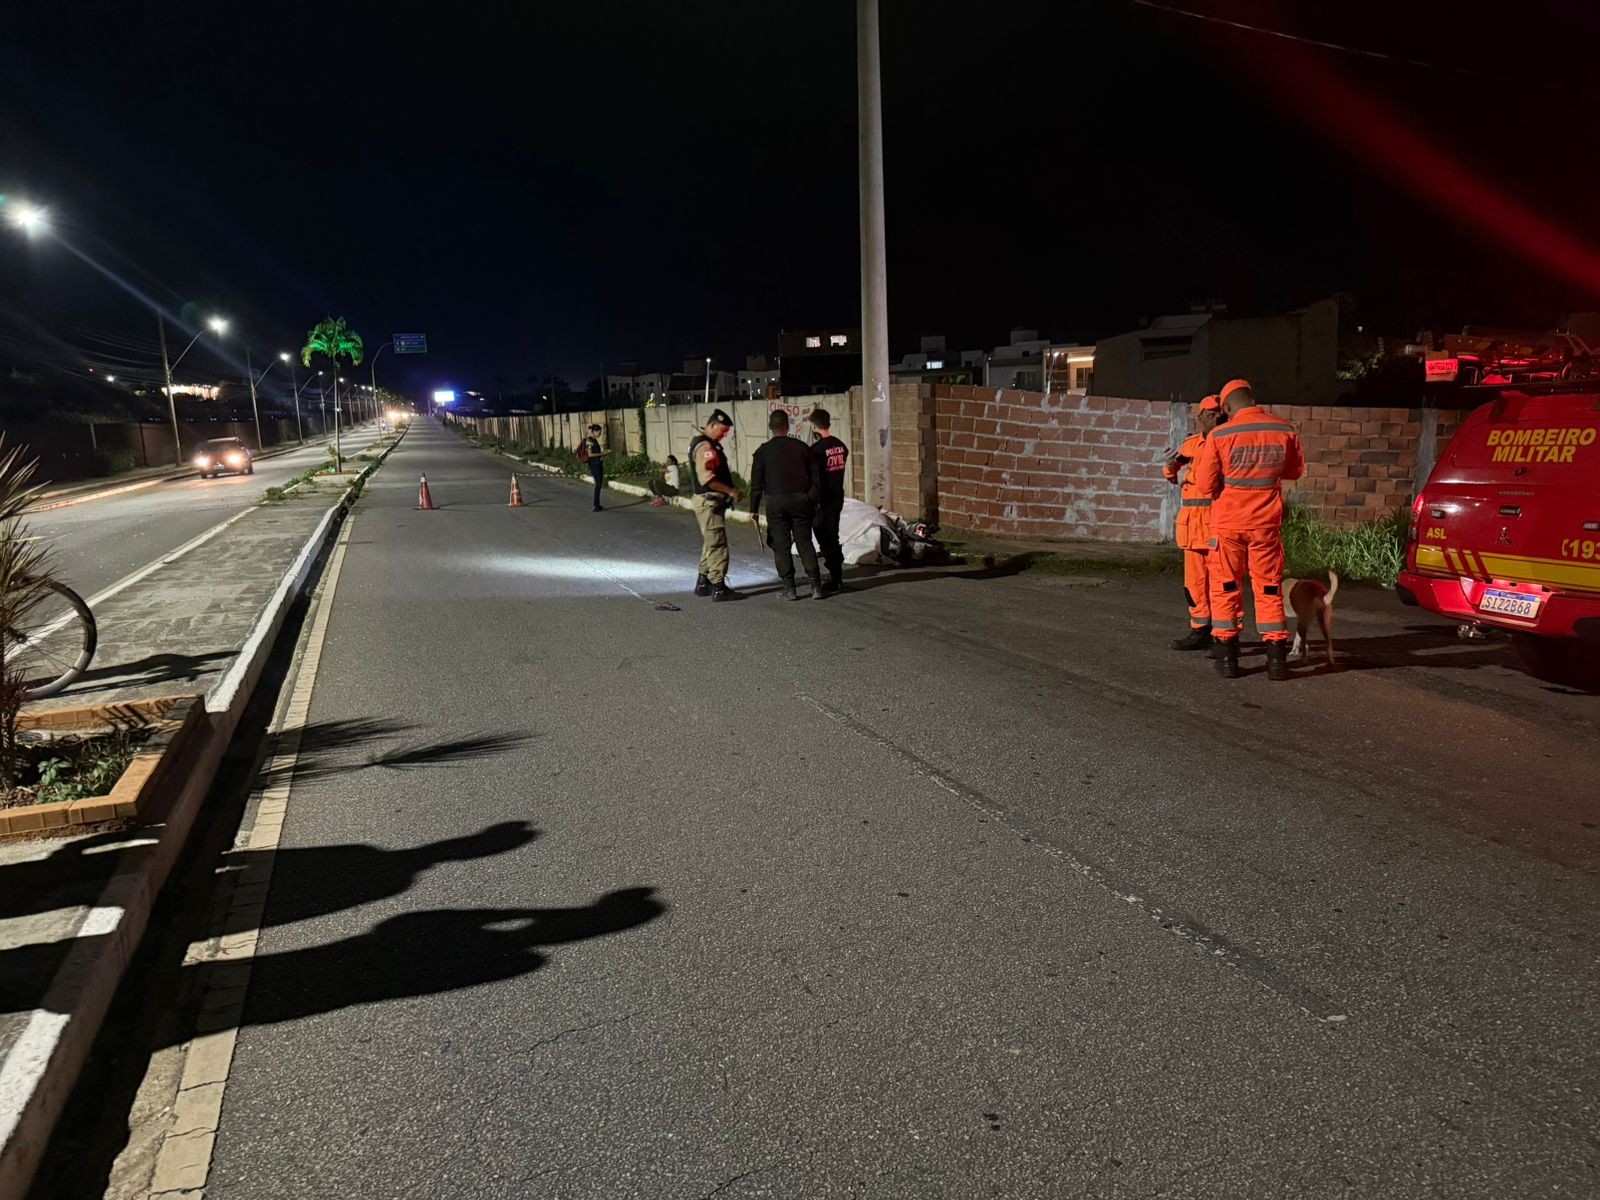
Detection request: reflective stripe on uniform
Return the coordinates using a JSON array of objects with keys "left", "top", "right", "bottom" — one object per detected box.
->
[
  {"left": 1181, "top": 498, "right": 1212, "bottom": 507},
  {"left": 1210, "top": 422, "right": 1295, "bottom": 437},
  {"left": 1211, "top": 617, "right": 1237, "bottom": 630},
  {"left": 1257, "top": 621, "right": 1288, "bottom": 632},
  {"left": 1222, "top": 476, "right": 1278, "bottom": 488}
]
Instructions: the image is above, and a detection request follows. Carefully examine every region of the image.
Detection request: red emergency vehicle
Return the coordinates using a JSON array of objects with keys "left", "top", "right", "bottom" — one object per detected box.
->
[{"left": 1397, "top": 377, "right": 1600, "bottom": 674}]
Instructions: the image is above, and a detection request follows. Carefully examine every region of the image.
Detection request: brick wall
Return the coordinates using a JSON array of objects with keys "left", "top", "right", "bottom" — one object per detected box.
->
[
  {"left": 932, "top": 385, "right": 1173, "bottom": 540},
  {"left": 1284, "top": 405, "right": 1465, "bottom": 523}
]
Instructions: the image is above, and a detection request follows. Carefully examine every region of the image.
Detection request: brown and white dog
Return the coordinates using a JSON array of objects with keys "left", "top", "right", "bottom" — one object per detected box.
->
[{"left": 1284, "top": 570, "right": 1339, "bottom": 666}]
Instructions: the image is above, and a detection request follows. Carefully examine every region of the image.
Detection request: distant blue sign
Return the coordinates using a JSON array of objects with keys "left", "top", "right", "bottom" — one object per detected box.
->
[{"left": 393, "top": 333, "right": 428, "bottom": 355}]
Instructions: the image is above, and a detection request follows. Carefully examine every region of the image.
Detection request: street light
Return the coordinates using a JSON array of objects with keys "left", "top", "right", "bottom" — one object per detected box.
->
[
  {"left": 279, "top": 352, "right": 305, "bottom": 440},
  {"left": 158, "top": 312, "right": 228, "bottom": 466},
  {"left": 244, "top": 346, "right": 291, "bottom": 451},
  {"left": 702, "top": 356, "right": 712, "bottom": 408},
  {"left": 369, "top": 340, "right": 390, "bottom": 426},
  {"left": 4, "top": 203, "right": 47, "bottom": 237}
]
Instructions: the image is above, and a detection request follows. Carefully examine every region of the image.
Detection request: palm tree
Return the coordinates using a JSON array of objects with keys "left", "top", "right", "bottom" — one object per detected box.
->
[
  {"left": 0, "top": 438, "right": 55, "bottom": 783},
  {"left": 301, "top": 317, "right": 365, "bottom": 469}
]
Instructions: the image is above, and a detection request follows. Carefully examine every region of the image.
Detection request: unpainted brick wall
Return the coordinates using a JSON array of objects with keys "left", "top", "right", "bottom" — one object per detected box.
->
[
  {"left": 906, "top": 386, "right": 1464, "bottom": 543},
  {"left": 931, "top": 385, "right": 1172, "bottom": 541}
]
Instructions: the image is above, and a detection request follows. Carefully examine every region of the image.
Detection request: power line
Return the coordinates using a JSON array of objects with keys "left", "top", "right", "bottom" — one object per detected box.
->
[{"left": 1130, "top": 0, "right": 1600, "bottom": 98}]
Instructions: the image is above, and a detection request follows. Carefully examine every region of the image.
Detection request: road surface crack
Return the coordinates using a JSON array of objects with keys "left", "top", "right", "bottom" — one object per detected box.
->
[{"left": 527, "top": 1009, "right": 641, "bottom": 1051}]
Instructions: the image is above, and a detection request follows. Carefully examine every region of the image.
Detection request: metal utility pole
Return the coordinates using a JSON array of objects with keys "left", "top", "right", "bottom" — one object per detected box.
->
[
  {"left": 858, "top": 0, "right": 891, "bottom": 507},
  {"left": 287, "top": 363, "right": 304, "bottom": 440},
  {"left": 245, "top": 347, "right": 263, "bottom": 449},
  {"left": 369, "top": 341, "right": 389, "bottom": 425},
  {"left": 159, "top": 315, "right": 181, "bottom": 466}
]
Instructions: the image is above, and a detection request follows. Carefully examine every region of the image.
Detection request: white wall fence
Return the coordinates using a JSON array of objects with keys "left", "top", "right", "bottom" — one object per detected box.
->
[{"left": 450, "top": 393, "right": 853, "bottom": 485}]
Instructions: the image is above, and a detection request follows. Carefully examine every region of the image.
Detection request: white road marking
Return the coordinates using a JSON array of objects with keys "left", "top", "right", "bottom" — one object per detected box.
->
[{"left": 144, "top": 513, "right": 356, "bottom": 1198}]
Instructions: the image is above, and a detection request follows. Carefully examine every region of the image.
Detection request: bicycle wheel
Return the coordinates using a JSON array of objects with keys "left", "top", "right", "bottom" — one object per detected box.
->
[{"left": 6, "top": 579, "right": 98, "bottom": 701}]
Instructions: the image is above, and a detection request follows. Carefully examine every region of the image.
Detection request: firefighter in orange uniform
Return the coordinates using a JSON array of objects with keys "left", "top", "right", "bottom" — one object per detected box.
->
[
  {"left": 1192, "top": 379, "right": 1305, "bottom": 680},
  {"left": 1162, "top": 394, "right": 1223, "bottom": 650}
]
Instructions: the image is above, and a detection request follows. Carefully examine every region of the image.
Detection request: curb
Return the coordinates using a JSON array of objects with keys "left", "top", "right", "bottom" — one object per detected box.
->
[{"left": 0, "top": 428, "right": 406, "bottom": 1200}]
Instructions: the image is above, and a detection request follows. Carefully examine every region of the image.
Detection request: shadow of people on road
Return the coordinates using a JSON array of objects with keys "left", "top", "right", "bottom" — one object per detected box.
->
[
  {"left": 193, "top": 888, "right": 666, "bottom": 1039},
  {"left": 242, "top": 821, "right": 540, "bottom": 928}
]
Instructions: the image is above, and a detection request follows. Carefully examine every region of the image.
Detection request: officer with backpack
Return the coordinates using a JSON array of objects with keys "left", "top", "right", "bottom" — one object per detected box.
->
[{"left": 578, "top": 424, "right": 608, "bottom": 511}]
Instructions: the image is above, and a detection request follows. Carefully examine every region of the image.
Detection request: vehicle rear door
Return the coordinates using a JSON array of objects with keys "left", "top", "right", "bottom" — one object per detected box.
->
[{"left": 1429, "top": 390, "right": 1600, "bottom": 594}]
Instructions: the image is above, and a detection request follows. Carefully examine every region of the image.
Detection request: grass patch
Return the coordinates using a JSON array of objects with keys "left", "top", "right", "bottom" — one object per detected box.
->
[
  {"left": 1282, "top": 505, "right": 1407, "bottom": 587},
  {"left": 262, "top": 485, "right": 286, "bottom": 504}
]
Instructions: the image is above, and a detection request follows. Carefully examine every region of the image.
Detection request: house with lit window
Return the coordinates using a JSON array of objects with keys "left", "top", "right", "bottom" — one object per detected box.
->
[{"left": 779, "top": 328, "right": 861, "bottom": 395}]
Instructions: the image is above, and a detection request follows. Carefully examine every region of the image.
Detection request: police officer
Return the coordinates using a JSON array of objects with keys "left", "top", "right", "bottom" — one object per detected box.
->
[
  {"left": 579, "top": 424, "right": 608, "bottom": 512},
  {"left": 688, "top": 410, "right": 743, "bottom": 600},
  {"left": 808, "top": 408, "right": 850, "bottom": 592},
  {"left": 750, "top": 409, "right": 824, "bottom": 600}
]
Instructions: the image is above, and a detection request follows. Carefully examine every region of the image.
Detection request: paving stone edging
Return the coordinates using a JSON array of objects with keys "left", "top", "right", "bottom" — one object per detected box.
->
[{"left": 0, "top": 431, "right": 406, "bottom": 1200}]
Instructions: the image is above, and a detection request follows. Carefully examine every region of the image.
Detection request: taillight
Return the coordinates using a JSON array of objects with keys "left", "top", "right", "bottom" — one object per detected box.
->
[{"left": 1409, "top": 492, "right": 1426, "bottom": 541}]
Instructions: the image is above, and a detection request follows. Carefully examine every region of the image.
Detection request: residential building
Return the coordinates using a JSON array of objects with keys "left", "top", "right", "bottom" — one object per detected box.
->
[
  {"left": 737, "top": 354, "right": 781, "bottom": 400},
  {"left": 891, "top": 335, "right": 985, "bottom": 386},
  {"left": 1092, "top": 299, "right": 1343, "bottom": 406},
  {"left": 665, "top": 358, "right": 738, "bottom": 406},
  {"left": 779, "top": 328, "right": 861, "bottom": 395},
  {"left": 605, "top": 367, "right": 673, "bottom": 403}
]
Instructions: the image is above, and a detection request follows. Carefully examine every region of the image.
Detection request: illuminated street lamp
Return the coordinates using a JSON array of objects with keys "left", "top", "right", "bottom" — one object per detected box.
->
[
  {"left": 158, "top": 313, "right": 228, "bottom": 466},
  {"left": 4, "top": 202, "right": 47, "bottom": 237},
  {"left": 279, "top": 352, "right": 305, "bottom": 441}
]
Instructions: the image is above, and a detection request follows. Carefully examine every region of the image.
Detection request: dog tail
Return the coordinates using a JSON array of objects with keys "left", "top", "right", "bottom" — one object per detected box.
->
[{"left": 1326, "top": 569, "right": 1340, "bottom": 604}]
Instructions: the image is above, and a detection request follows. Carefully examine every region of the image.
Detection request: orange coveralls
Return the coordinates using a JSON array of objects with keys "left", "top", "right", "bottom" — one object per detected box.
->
[
  {"left": 1192, "top": 406, "right": 1305, "bottom": 643},
  {"left": 1163, "top": 433, "right": 1213, "bottom": 630}
]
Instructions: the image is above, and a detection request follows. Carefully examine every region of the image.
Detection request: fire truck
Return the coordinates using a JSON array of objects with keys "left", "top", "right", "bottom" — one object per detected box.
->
[{"left": 1420, "top": 325, "right": 1600, "bottom": 387}]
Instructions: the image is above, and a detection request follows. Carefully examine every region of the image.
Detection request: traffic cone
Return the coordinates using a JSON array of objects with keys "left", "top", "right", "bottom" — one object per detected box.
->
[
  {"left": 508, "top": 475, "right": 525, "bottom": 507},
  {"left": 417, "top": 474, "right": 435, "bottom": 510}
]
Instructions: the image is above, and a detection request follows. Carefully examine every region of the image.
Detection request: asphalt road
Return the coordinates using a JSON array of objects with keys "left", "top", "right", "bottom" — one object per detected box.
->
[
  {"left": 25, "top": 423, "right": 384, "bottom": 603},
  {"left": 72, "top": 419, "right": 1600, "bottom": 1197}
]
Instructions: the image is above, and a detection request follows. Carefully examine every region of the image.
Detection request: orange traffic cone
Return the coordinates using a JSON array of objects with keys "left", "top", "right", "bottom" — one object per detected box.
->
[
  {"left": 508, "top": 475, "right": 525, "bottom": 507},
  {"left": 417, "top": 474, "right": 435, "bottom": 510}
]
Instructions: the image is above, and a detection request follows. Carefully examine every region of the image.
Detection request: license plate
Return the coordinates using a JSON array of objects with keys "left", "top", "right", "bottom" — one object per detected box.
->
[{"left": 1478, "top": 587, "right": 1544, "bottom": 619}]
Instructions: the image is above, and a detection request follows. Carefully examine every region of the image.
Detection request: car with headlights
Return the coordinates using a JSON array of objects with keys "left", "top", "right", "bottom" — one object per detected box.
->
[{"left": 194, "top": 437, "right": 254, "bottom": 479}]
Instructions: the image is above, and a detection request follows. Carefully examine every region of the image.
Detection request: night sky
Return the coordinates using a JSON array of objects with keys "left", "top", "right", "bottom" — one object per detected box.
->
[{"left": 4, "top": 0, "right": 1599, "bottom": 404}]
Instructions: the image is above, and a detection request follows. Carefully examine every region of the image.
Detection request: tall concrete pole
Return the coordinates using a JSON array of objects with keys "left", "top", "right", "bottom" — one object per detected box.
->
[
  {"left": 858, "top": 0, "right": 891, "bottom": 507},
  {"left": 159, "top": 314, "right": 181, "bottom": 467}
]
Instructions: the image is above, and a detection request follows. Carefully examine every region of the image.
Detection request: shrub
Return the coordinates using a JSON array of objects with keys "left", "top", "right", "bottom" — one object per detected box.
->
[
  {"left": 92, "top": 449, "right": 134, "bottom": 477},
  {"left": 1282, "top": 505, "right": 1408, "bottom": 588}
]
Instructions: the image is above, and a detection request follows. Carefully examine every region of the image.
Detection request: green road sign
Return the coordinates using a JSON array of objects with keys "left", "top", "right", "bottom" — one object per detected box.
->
[{"left": 393, "top": 333, "right": 428, "bottom": 354}]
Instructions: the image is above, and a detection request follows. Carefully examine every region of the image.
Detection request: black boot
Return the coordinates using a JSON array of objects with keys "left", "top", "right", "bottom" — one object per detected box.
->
[
  {"left": 1170, "top": 625, "right": 1211, "bottom": 651},
  {"left": 809, "top": 575, "right": 826, "bottom": 600},
  {"left": 778, "top": 581, "right": 799, "bottom": 601},
  {"left": 1212, "top": 637, "right": 1241, "bottom": 679},
  {"left": 694, "top": 574, "right": 712, "bottom": 597},
  {"left": 712, "top": 582, "right": 741, "bottom": 602},
  {"left": 1266, "top": 641, "right": 1291, "bottom": 681}
]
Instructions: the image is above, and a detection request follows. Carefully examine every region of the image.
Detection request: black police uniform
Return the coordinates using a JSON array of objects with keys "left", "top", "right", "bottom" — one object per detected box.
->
[
  {"left": 581, "top": 434, "right": 605, "bottom": 510},
  {"left": 810, "top": 434, "right": 849, "bottom": 585},
  {"left": 750, "top": 434, "right": 822, "bottom": 592}
]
